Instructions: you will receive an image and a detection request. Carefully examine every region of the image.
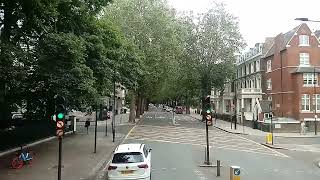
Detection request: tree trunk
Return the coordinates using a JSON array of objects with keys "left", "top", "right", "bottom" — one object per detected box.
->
[
  {"left": 186, "top": 104, "right": 190, "bottom": 114},
  {"left": 145, "top": 99, "right": 150, "bottom": 111},
  {"left": 135, "top": 93, "right": 141, "bottom": 119},
  {"left": 140, "top": 97, "right": 145, "bottom": 115},
  {"left": 129, "top": 92, "right": 136, "bottom": 123}
]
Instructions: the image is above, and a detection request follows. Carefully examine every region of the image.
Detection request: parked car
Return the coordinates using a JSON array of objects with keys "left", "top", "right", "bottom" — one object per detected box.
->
[
  {"left": 175, "top": 106, "right": 183, "bottom": 114},
  {"left": 107, "top": 143, "right": 152, "bottom": 180}
]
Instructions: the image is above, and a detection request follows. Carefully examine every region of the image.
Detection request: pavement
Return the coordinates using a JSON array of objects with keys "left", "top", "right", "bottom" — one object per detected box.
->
[
  {"left": 189, "top": 112, "right": 320, "bottom": 138},
  {"left": 0, "top": 113, "right": 134, "bottom": 180}
]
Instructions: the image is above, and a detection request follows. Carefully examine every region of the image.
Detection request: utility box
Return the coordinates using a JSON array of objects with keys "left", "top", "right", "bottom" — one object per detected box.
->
[
  {"left": 266, "top": 133, "right": 273, "bottom": 144},
  {"left": 230, "top": 166, "right": 240, "bottom": 180}
]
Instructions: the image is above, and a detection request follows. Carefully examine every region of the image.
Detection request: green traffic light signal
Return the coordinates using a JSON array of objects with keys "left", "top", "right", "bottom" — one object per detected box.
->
[{"left": 57, "top": 113, "right": 64, "bottom": 119}]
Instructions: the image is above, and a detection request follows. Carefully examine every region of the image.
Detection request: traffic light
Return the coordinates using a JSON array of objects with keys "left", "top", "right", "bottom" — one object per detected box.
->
[
  {"left": 204, "top": 96, "right": 211, "bottom": 111},
  {"left": 203, "top": 96, "right": 212, "bottom": 126},
  {"left": 55, "top": 95, "right": 66, "bottom": 137},
  {"left": 206, "top": 109, "right": 213, "bottom": 126}
]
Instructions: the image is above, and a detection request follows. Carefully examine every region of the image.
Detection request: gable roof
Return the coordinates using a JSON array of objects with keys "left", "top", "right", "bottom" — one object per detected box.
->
[
  {"left": 264, "top": 24, "right": 303, "bottom": 58},
  {"left": 262, "top": 37, "right": 274, "bottom": 57}
]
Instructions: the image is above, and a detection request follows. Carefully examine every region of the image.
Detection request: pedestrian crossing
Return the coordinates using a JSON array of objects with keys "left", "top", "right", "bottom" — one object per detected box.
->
[{"left": 127, "top": 124, "right": 289, "bottom": 158}]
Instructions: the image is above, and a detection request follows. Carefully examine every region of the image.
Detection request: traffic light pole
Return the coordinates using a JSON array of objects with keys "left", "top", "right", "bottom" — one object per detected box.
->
[
  {"left": 112, "top": 78, "right": 116, "bottom": 142},
  {"left": 205, "top": 119, "right": 210, "bottom": 165},
  {"left": 58, "top": 136, "right": 62, "bottom": 180},
  {"left": 94, "top": 107, "right": 98, "bottom": 153}
]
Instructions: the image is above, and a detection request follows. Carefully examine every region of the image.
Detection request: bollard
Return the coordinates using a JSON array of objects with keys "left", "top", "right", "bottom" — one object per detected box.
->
[
  {"left": 230, "top": 166, "right": 240, "bottom": 180},
  {"left": 217, "top": 160, "right": 221, "bottom": 177}
]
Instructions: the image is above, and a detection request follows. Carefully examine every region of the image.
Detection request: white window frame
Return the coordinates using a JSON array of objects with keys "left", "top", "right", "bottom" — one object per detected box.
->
[
  {"left": 264, "top": 113, "right": 272, "bottom": 119},
  {"left": 267, "top": 60, "right": 272, "bottom": 72},
  {"left": 299, "top": 35, "right": 310, "bottom": 46},
  {"left": 299, "top": 53, "right": 310, "bottom": 66},
  {"left": 301, "top": 94, "right": 310, "bottom": 111},
  {"left": 313, "top": 94, "right": 320, "bottom": 111},
  {"left": 251, "top": 63, "right": 254, "bottom": 73},
  {"left": 257, "top": 77, "right": 261, "bottom": 89},
  {"left": 256, "top": 60, "right": 260, "bottom": 71},
  {"left": 303, "top": 73, "right": 317, "bottom": 86},
  {"left": 267, "top": 79, "right": 272, "bottom": 90}
]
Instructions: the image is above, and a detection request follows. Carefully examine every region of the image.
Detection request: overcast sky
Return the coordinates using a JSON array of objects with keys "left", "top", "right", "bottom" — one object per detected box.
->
[{"left": 168, "top": 0, "right": 320, "bottom": 48}]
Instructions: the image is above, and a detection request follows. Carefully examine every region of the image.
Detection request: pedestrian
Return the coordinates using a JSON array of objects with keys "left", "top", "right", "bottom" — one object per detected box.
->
[
  {"left": 85, "top": 118, "right": 91, "bottom": 134},
  {"left": 300, "top": 120, "right": 305, "bottom": 135}
]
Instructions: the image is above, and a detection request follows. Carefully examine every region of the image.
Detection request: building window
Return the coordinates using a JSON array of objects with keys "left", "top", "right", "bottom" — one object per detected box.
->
[
  {"left": 299, "top": 35, "right": 309, "bottom": 46},
  {"left": 267, "top": 60, "right": 272, "bottom": 72},
  {"left": 268, "top": 96, "right": 272, "bottom": 101},
  {"left": 299, "top": 53, "right": 310, "bottom": 66},
  {"left": 303, "top": 73, "right": 317, "bottom": 86},
  {"left": 256, "top": 60, "right": 260, "bottom": 71},
  {"left": 246, "top": 64, "right": 249, "bottom": 75},
  {"left": 313, "top": 94, "right": 320, "bottom": 111},
  {"left": 267, "top": 79, "right": 272, "bottom": 90},
  {"left": 251, "top": 63, "right": 254, "bottom": 73},
  {"left": 257, "top": 77, "right": 261, "bottom": 89},
  {"left": 301, "top": 94, "right": 310, "bottom": 111},
  {"left": 264, "top": 113, "right": 272, "bottom": 119},
  {"left": 242, "top": 66, "right": 245, "bottom": 76}
]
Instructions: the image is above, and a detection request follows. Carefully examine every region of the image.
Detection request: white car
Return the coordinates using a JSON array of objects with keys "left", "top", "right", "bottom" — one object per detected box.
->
[{"left": 107, "top": 143, "right": 152, "bottom": 180}]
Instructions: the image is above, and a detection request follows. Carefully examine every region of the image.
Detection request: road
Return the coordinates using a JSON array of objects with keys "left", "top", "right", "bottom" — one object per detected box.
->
[{"left": 102, "top": 107, "right": 320, "bottom": 180}]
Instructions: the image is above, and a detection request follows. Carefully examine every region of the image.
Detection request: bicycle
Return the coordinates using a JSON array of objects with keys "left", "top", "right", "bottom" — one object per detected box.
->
[{"left": 11, "top": 146, "right": 36, "bottom": 169}]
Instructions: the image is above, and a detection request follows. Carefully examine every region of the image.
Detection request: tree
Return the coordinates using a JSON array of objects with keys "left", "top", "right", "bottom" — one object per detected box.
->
[
  {"left": 104, "top": 0, "right": 185, "bottom": 117},
  {"left": 0, "top": 0, "right": 143, "bottom": 122}
]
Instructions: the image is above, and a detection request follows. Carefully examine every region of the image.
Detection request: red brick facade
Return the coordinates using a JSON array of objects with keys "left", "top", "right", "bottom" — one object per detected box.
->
[{"left": 264, "top": 23, "right": 320, "bottom": 121}]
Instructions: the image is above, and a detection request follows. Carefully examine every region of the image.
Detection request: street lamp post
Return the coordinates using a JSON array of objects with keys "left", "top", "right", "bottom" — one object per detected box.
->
[
  {"left": 295, "top": 17, "right": 319, "bottom": 135},
  {"left": 294, "top": 18, "right": 320, "bottom": 22}
]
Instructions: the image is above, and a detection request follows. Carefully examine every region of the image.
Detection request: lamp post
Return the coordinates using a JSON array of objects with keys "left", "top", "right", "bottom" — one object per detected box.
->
[
  {"left": 294, "top": 18, "right": 320, "bottom": 22},
  {"left": 295, "top": 17, "right": 319, "bottom": 135}
]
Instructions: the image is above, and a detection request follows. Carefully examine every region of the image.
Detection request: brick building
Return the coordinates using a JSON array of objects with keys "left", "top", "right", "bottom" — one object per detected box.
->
[{"left": 263, "top": 23, "right": 320, "bottom": 129}]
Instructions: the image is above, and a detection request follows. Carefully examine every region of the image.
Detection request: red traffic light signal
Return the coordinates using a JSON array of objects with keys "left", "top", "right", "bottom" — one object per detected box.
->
[
  {"left": 56, "top": 120, "right": 65, "bottom": 137},
  {"left": 206, "top": 113, "right": 213, "bottom": 126}
]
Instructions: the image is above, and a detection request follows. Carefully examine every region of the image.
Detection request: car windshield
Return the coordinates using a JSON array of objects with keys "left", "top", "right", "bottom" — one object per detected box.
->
[{"left": 112, "top": 152, "right": 144, "bottom": 164}]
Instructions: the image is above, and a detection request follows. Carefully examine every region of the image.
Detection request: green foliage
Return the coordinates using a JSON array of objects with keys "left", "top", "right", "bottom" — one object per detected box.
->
[{"left": 0, "top": 0, "right": 142, "bottom": 121}]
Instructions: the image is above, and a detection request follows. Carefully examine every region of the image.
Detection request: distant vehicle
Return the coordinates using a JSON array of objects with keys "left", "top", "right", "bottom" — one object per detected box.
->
[
  {"left": 107, "top": 143, "right": 152, "bottom": 180},
  {"left": 166, "top": 107, "right": 173, "bottom": 112},
  {"left": 121, "top": 107, "right": 129, "bottom": 114},
  {"left": 175, "top": 106, "right": 183, "bottom": 114}
]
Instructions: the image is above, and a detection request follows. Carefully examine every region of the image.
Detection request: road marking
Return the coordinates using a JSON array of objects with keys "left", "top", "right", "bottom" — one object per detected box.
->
[
  {"left": 235, "top": 134, "right": 289, "bottom": 158},
  {"left": 129, "top": 124, "right": 289, "bottom": 158}
]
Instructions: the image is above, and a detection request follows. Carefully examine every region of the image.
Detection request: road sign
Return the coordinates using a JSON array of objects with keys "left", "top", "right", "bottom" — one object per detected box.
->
[
  {"left": 206, "top": 115, "right": 211, "bottom": 120},
  {"left": 56, "top": 121, "right": 64, "bottom": 129},
  {"left": 207, "top": 120, "right": 212, "bottom": 126},
  {"left": 234, "top": 168, "right": 240, "bottom": 176},
  {"left": 56, "top": 129, "right": 64, "bottom": 137}
]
